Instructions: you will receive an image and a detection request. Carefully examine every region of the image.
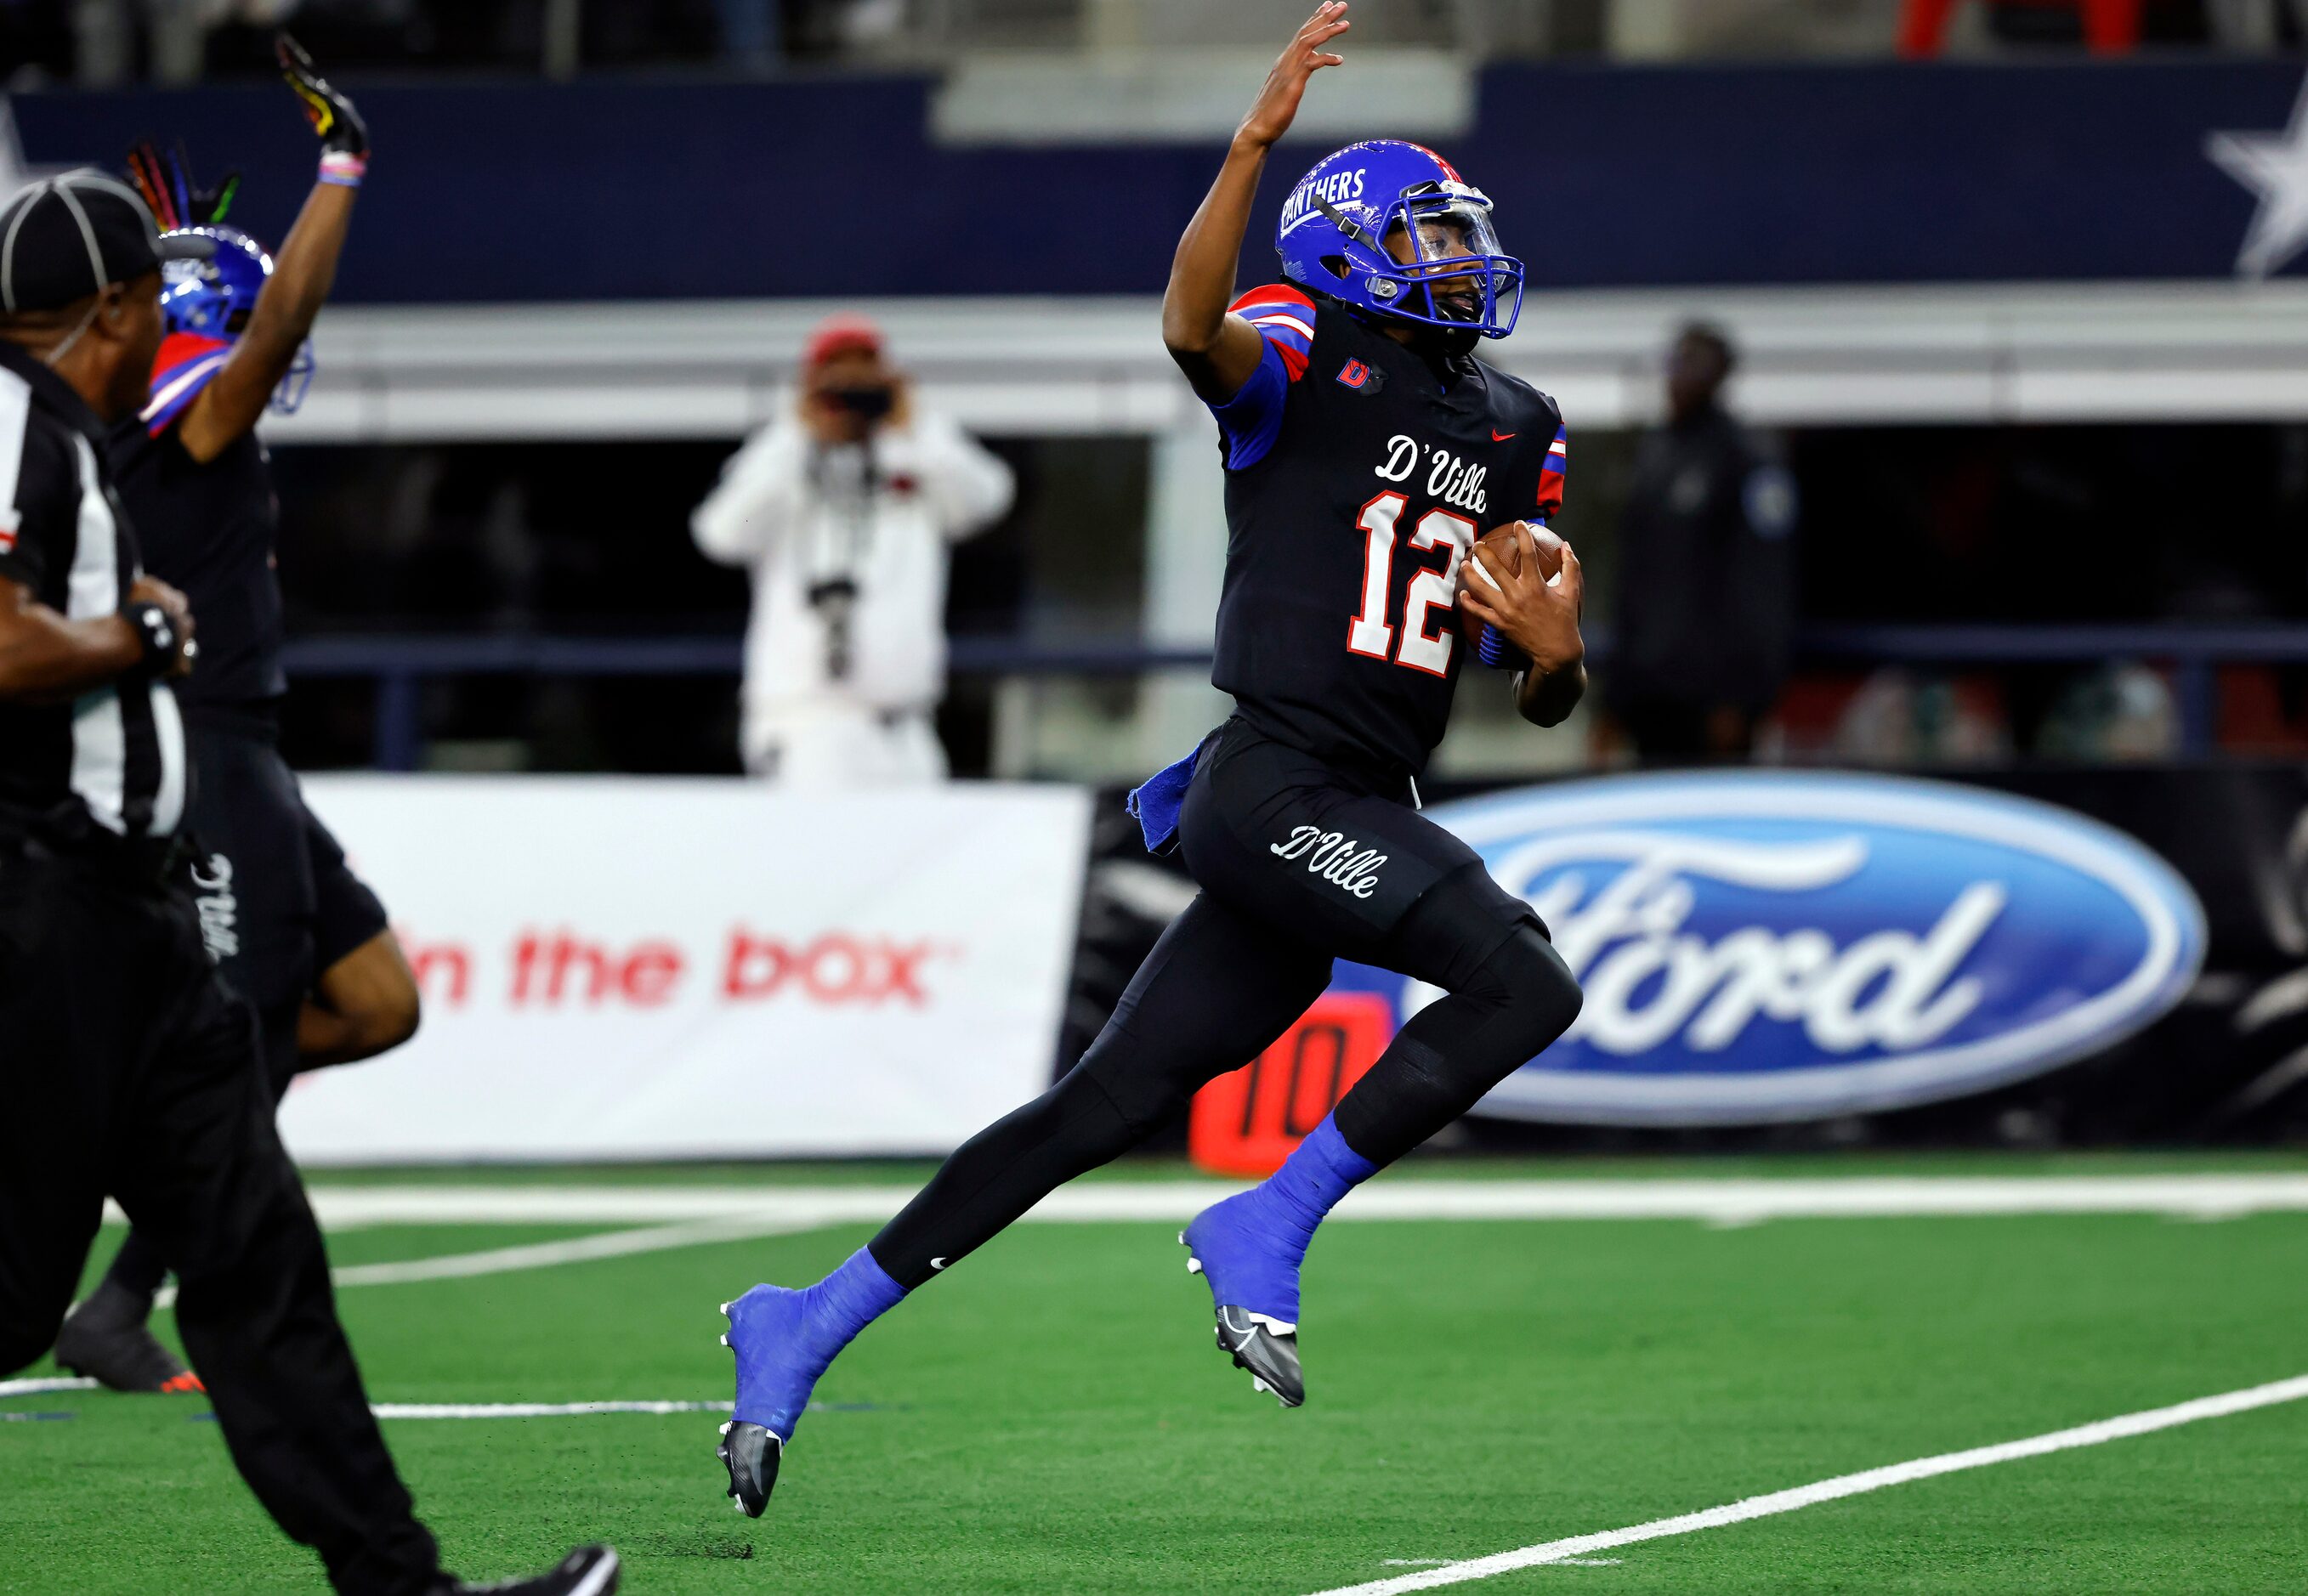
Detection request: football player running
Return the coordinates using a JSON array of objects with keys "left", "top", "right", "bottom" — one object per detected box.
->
[
  {"left": 54, "top": 37, "right": 428, "bottom": 1398},
  {"left": 716, "top": 0, "right": 1586, "bottom": 1516}
]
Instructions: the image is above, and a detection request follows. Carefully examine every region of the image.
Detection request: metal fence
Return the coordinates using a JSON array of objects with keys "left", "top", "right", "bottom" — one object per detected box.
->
[{"left": 280, "top": 624, "right": 2308, "bottom": 770}]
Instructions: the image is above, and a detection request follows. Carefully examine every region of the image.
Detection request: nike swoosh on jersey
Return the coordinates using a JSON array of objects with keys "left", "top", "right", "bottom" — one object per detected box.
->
[
  {"left": 1492, "top": 429, "right": 1517, "bottom": 441},
  {"left": 930, "top": 1257, "right": 950, "bottom": 1270}
]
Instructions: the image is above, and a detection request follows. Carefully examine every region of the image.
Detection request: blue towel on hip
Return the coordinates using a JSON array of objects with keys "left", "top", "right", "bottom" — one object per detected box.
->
[{"left": 1126, "top": 746, "right": 1200, "bottom": 856}]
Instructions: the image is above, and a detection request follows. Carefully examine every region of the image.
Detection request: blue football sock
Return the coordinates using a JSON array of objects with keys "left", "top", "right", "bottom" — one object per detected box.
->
[
  {"left": 730, "top": 1246, "right": 907, "bottom": 1440},
  {"left": 807, "top": 1246, "right": 907, "bottom": 1350},
  {"left": 1185, "top": 1115, "right": 1380, "bottom": 1325},
  {"left": 1257, "top": 1114, "right": 1380, "bottom": 1247}
]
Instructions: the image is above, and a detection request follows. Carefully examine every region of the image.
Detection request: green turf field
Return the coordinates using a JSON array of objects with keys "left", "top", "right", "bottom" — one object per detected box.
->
[{"left": 5, "top": 1157, "right": 2307, "bottom": 1594}]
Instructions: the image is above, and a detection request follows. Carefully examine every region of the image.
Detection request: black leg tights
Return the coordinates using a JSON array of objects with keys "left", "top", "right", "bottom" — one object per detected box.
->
[
  {"left": 1331, "top": 866, "right": 1584, "bottom": 1167},
  {"left": 868, "top": 895, "right": 1332, "bottom": 1288}
]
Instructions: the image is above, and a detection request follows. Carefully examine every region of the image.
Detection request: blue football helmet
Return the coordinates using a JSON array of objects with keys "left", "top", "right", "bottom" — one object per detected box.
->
[
  {"left": 157, "top": 225, "right": 314, "bottom": 414},
  {"left": 1275, "top": 139, "right": 1522, "bottom": 340}
]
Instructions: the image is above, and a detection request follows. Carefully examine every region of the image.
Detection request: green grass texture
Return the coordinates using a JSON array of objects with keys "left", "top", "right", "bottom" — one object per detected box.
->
[{"left": 4, "top": 1168, "right": 2305, "bottom": 1593}]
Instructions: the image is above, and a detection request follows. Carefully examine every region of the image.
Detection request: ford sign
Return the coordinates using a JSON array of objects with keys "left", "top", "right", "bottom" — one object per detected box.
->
[{"left": 1330, "top": 772, "right": 2206, "bottom": 1126}]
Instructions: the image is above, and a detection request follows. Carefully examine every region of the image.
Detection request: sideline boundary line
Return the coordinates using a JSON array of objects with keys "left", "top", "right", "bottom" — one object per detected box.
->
[
  {"left": 1299, "top": 1372, "right": 2308, "bottom": 1596},
  {"left": 100, "top": 1174, "right": 2308, "bottom": 1232}
]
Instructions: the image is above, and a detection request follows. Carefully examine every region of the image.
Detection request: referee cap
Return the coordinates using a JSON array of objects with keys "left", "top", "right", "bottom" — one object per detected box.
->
[{"left": 0, "top": 170, "right": 214, "bottom": 315}]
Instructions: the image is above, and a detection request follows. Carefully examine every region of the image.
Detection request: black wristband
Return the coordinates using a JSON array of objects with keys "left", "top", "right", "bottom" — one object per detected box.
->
[{"left": 128, "top": 603, "right": 180, "bottom": 675}]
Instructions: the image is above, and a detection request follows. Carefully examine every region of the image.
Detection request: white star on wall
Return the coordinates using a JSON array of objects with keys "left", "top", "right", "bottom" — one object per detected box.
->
[{"left": 2208, "top": 74, "right": 2308, "bottom": 280}]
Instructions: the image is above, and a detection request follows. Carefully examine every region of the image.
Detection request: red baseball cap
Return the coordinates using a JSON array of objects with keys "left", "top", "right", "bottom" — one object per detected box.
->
[{"left": 804, "top": 314, "right": 884, "bottom": 369}]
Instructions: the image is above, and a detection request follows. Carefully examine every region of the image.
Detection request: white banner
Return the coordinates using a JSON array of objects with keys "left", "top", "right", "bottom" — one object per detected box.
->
[{"left": 278, "top": 778, "right": 1092, "bottom": 1162}]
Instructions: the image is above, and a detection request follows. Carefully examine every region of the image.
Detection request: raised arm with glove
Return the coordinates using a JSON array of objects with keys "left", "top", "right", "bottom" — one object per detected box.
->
[{"left": 158, "top": 33, "right": 366, "bottom": 464}]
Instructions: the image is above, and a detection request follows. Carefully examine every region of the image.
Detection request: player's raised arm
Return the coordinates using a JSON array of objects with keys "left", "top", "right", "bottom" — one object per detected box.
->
[
  {"left": 175, "top": 34, "right": 366, "bottom": 464},
  {"left": 1161, "top": 2, "right": 1348, "bottom": 403}
]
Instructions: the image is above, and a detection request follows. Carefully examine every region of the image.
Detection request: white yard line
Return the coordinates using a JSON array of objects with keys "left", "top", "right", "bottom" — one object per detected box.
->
[
  {"left": 0, "top": 1376, "right": 732, "bottom": 1421},
  {"left": 373, "top": 1399, "right": 728, "bottom": 1419},
  {"left": 327, "top": 1214, "right": 816, "bottom": 1287},
  {"left": 145, "top": 1214, "right": 817, "bottom": 1310},
  {"left": 223, "top": 1174, "right": 2308, "bottom": 1231},
  {"left": 1300, "top": 1372, "right": 2308, "bottom": 1596},
  {"left": 0, "top": 1381, "right": 768, "bottom": 1422}
]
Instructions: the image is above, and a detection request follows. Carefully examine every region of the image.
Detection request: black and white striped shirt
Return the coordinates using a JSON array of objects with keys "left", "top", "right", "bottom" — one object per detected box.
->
[{"left": 0, "top": 340, "right": 186, "bottom": 840}]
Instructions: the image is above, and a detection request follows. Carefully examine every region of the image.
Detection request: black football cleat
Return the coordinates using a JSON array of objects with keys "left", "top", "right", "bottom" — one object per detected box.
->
[
  {"left": 1181, "top": 1220, "right": 1305, "bottom": 1409},
  {"left": 717, "top": 1418, "right": 782, "bottom": 1518},
  {"left": 429, "top": 1543, "right": 620, "bottom": 1595},
  {"left": 1211, "top": 1302, "right": 1304, "bottom": 1409},
  {"left": 53, "top": 1282, "right": 204, "bottom": 1395}
]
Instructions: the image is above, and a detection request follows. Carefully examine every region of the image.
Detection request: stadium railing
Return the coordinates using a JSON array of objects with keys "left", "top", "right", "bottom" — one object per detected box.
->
[{"left": 281, "top": 624, "right": 2308, "bottom": 771}]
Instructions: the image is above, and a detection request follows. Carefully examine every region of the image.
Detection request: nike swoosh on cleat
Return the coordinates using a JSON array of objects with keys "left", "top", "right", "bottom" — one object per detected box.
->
[
  {"left": 568, "top": 1552, "right": 619, "bottom": 1596},
  {"left": 1492, "top": 429, "right": 1517, "bottom": 441},
  {"left": 930, "top": 1257, "right": 950, "bottom": 1271}
]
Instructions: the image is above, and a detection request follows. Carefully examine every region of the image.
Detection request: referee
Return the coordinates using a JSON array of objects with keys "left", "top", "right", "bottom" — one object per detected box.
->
[
  {"left": 60, "top": 34, "right": 429, "bottom": 1397},
  {"left": 0, "top": 176, "right": 618, "bottom": 1596}
]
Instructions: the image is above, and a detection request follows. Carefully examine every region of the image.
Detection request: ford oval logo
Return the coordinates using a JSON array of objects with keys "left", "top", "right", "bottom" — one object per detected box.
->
[{"left": 1332, "top": 772, "right": 2206, "bottom": 1125}]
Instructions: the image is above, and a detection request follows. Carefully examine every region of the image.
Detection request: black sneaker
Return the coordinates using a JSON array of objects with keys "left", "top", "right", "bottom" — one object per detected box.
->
[
  {"left": 432, "top": 1544, "right": 620, "bottom": 1595},
  {"left": 53, "top": 1281, "right": 204, "bottom": 1395}
]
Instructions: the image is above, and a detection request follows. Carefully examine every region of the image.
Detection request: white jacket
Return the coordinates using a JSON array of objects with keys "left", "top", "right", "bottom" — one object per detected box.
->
[{"left": 691, "top": 409, "right": 1014, "bottom": 716}]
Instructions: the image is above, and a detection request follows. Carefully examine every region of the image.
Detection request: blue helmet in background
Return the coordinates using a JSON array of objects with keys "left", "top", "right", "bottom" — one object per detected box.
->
[
  {"left": 158, "top": 225, "right": 314, "bottom": 414},
  {"left": 127, "top": 139, "right": 313, "bottom": 417},
  {"left": 1274, "top": 139, "right": 1523, "bottom": 341}
]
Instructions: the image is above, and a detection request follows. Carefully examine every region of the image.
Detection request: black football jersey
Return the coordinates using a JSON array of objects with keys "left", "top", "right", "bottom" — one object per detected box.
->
[
  {"left": 109, "top": 421, "right": 287, "bottom": 712},
  {"left": 1211, "top": 288, "right": 1566, "bottom": 780}
]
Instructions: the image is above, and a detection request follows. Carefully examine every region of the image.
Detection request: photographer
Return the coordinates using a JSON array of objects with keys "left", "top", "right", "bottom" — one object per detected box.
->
[{"left": 692, "top": 315, "right": 1014, "bottom": 784}]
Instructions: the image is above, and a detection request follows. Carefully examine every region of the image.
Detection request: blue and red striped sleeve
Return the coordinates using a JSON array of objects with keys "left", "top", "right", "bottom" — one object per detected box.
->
[
  {"left": 139, "top": 331, "right": 233, "bottom": 437},
  {"left": 1229, "top": 283, "right": 1315, "bottom": 381},
  {"left": 1534, "top": 423, "right": 1568, "bottom": 519},
  {"left": 1206, "top": 283, "right": 1318, "bottom": 471}
]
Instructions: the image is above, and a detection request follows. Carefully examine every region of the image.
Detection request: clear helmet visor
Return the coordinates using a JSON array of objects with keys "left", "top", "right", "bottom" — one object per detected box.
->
[
  {"left": 1375, "top": 188, "right": 1521, "bottom": 331},
  {"left": 1395, "top": 201, "right": 1508, "bottom": 274}
]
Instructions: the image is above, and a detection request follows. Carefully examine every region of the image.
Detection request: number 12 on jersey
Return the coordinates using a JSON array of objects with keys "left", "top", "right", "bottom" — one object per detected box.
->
[{"left": 1347, "top": 492, "right": 1477, "bottom": 677}]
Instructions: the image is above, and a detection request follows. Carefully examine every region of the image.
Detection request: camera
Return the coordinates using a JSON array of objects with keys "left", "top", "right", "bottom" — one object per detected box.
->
[{"left": 817, "top": 384, "right": 895, "bottom": 422}]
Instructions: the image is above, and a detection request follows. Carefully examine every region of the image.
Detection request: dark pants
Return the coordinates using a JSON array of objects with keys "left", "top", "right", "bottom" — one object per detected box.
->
[
  {"left": 106, "top": 716, "right": 393, "bottom": 1301},
  {"left": 869, "top": 719, "right": 1583, "bottom": 1287},
  {"left": 0, "top": 838, "right": 439, "bottom": 1596},
  {"left": 180, "top": 714, "right": 389, "bottom": 1092}
]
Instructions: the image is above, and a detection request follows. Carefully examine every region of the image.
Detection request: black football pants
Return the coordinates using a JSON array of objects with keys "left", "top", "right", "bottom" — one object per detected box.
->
[
  {"left": 0, "top": 840, "right": 440, "bottom": 1596},
  {"left": 869, "top": 719, "right": 1583, "bottom": 1288},
  {"left": 105, "top": 716, "right": 394, "bottom": 1302}
]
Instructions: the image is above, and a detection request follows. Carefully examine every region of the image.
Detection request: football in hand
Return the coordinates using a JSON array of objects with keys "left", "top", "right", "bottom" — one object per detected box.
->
[{"left": 1459, "top": 521, "right": 1564, "bottom": 640}]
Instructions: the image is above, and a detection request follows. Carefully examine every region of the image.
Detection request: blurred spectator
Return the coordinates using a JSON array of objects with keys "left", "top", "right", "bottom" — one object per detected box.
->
[
  {"left": 691, "top": 315, "right": 1013, "bottom": 786},
  {"left": 1603, "top": 323, "right": 1798, "bottom": 763},
  {"left": 2037, "top": 660, "right": 2180, "bottom": 761},
  {"left": 1834, "top": 669, "right": 2014, "bottom": 766}
]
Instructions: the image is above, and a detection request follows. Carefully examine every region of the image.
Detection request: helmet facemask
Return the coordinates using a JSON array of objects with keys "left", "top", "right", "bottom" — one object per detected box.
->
[{"left": 1317, "top": 178, "right": 1523, "bottom": 349}]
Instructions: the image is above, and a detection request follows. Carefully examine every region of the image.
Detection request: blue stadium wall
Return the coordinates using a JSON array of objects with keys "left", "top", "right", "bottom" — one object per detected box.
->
[{"left": 11, "top": 59, "right": 2304, "bottom": 301}]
